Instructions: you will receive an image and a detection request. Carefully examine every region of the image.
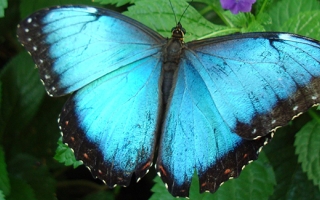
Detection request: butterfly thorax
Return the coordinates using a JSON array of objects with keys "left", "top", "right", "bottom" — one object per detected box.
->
[{"left": 161, "top": 23, "right": 185, "bottom": 105}]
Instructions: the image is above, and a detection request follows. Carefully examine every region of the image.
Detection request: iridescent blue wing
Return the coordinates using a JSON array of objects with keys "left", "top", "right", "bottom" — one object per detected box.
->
[
  {"left": 17, "top": 6, "right": 164, "bottom": 96},
  {"left": 187, "top": 33, "right": 320, "bottom": 140},
  {"left": 17, "top": 6, "right": 165, "bottom": 187},
  {"left": 157, "top": 33, "right": 320, "bottom": 197},
  {"left": 60, "top": 56, "right": 162, "bottom": 186}
]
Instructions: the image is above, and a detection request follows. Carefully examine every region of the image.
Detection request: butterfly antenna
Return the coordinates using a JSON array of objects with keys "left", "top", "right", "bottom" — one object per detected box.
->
[
  {"left": 169, "top": 0, "right": 178, "bottom": 25},
  {"left": 178, "top": 0, "right": 193, "bottom": 23}
]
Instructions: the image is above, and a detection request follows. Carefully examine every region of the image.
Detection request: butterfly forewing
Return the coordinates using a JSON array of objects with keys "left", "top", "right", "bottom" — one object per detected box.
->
[
  {"left": 17, "top": 6, "right": 164, "bottom": 96},
  {"left": 186, "top": 33, "right": 320, "bottom": 139}
]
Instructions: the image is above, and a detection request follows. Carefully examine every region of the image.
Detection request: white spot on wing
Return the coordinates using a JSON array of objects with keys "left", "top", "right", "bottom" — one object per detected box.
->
[
  {"left": 33, "top": 46, "right": 37, "bottom": 51},
  {"left": 253, "top": 135, "right": 261, "bottom": 140},
  {"left": 87, "top": 7, "right": 97, "bottom": 13},
  {"left": 279, "top": 34, "right": 293, "bottom": 40},
  {"left": 27, "top": 18, "right": 32, "bottom": 23},
  {"left": 293, "top": 105, "right": 298, "bottom": 111},
  {"left": 25, "top": 28, "right": 29, "bottom": 32}
]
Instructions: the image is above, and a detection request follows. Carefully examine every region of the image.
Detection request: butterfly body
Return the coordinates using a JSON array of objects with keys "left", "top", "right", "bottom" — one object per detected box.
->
[
  {"left": 161, "top": 23, "right": 186, "bottom": 105},
  {"left": 17, "top": 5, "right": 320, "bottom": 197}
]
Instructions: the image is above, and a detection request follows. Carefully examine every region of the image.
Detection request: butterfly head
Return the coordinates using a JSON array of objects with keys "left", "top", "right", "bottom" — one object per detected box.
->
[{"left": 171, "top": 22, "right": 186, "bottom": 40}]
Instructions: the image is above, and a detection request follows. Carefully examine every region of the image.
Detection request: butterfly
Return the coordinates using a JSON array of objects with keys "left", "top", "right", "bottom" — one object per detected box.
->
[{"left": 17, "top": 3, "right": 320, "bottom": 198}]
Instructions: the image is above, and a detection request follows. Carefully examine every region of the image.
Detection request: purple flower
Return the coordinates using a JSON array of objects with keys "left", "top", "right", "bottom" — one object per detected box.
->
[{"left": 220, "top": 0, "right": 256, "bottom": 14}]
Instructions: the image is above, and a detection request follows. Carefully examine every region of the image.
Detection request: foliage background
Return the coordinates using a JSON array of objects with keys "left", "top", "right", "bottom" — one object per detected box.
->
[{"left": 0, "top": 0, "right": 320, "bottom": 199}]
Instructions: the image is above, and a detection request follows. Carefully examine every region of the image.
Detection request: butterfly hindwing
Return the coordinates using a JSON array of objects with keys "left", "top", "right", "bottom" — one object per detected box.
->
[
  {"left": 17, "top": 6, "right": 164, "bottom": 96},
  {"left": 60, "top": 55, "right": 162, "bottom": 186},
  {"left": 186, "top": 33, "right": 320, "bottom": 139}
]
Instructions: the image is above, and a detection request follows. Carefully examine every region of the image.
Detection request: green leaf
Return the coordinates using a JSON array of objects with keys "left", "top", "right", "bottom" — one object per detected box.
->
[
  {"left": 219, "top": 12, "right": 265, "bottom": 32},
  {"left": 244, "top": 20, "right": 265, "bottom": 32},
  {"left": 0, "top": 0, "right": 7, "bottom": 18},
  {"left": 124, "top": 0, "right": 226, "bottom": 42},
  {"left": 0, "top": 146, "right": 10, "bottom": 196},
  {"left": 0, "top": 52, "right": 45, "bottom": 137},
  {"left": 265, "top": 0, "right": 320, "bottom": 31},
  {"left": 0, "top": 190, "right": 4, "bottom": 200},
  {"left": 295, "top": 118, "right": 320, "bottom": 189},
  {"left": 282, "top": 10, "right": 320, "bottom": 40},
  {"left": 150, "top": 175, "right": 179, "bottom": 200},
  {"left": 19, "top": 0, "right": 99, "bottom": 18},
  {"left": 6, "top": 177, "right": 36, "bottom": 200},
  {"left": 211, "top": 152, "right": 275, "bottom": 200},
  {"left": 93, "top": 0, "right": 134, "bottom": 7},
  {"left": 7, "top": 154, "right": 55, "bottom": 200},
  {"left": 221, "top": 11, "right": 248, "bottom": 28},
  {"left": 0, "top": 82, "right": 2, "bottom": 114},
  {"left": 265, "top": 126, "right": 320, "bottom": 200},
  {"left": 256, "top": 12, "right": 272, "bottom": 26},
  {"left": 54, "top": 137, "right": 83, "bottom": 168}
]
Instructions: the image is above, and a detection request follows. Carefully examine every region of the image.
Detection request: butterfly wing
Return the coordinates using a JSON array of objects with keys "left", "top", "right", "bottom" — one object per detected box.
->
[
  {"left": 60, "top": 55, "right": 162, "bottom": 186},
  {"left": 18, "top": 6, "right": 165, "bottom": 187},
  {"left": 187, "top": 33, "right": 320, "bottom": 139},
  {"left": 17, "top": 6, "right": 164, "bottom": 96},
  {"left": 157, "top": 33, "right": 320, "bottom": 197}
]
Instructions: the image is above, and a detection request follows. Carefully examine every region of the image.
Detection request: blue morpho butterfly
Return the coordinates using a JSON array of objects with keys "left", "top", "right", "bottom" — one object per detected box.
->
[{"left": 17, "top": 2, "right": 320, "bottom": 198}]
